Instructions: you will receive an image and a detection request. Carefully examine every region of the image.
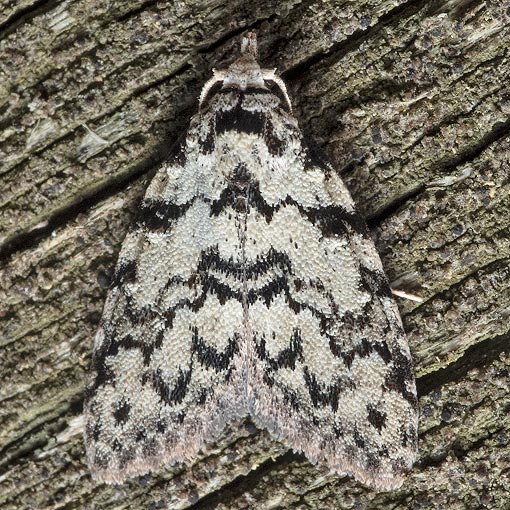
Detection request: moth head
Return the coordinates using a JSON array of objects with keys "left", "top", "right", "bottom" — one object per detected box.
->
[{"left": 199, "top": 32, "right": 292, "bottom": 112}]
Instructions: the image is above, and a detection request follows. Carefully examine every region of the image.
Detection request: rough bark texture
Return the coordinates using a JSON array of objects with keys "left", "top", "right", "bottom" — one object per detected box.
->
[{"left": 1, "top": 1, "right": 509, "bottom": 508}]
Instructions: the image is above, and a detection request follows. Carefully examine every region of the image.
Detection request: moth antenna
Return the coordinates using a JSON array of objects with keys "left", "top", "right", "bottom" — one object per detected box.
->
[{"left": 241, "top": 32, "right": 258, "bottom": 58}]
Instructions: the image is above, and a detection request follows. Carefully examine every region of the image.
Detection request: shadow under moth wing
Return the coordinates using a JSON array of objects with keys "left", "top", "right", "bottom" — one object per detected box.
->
[{"left": 84, "top": 32, "right": 418, "bottom": 490}]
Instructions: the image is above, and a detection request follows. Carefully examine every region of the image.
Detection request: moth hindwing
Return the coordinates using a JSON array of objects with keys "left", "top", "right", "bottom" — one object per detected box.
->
[{"left": 84, "top": 32, "right": 418, "bottom": 490}]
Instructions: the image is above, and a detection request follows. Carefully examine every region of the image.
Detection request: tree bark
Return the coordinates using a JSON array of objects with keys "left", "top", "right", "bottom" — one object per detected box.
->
[{"left": 1, "top": 1, "right": 509, "bottom": 508}]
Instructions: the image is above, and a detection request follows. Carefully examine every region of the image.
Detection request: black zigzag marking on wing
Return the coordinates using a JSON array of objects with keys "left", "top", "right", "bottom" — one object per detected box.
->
[
  {"left": 136, "top": 199, "right": 194, "bottom": 232},
  {"left": 210, "top": 181, "right": 369, "bottom": 238},
  {"left": 115, "top": 256, "right": 298, "bottom": 329},
  {"left": 147, "top": 366, "right": 193, "bottom": 406},
  {"left": 326, "top": 294, "right": 396, "bottom": 370},
  {"left": 191, "top": 327, "right": 239, "bottom": 372},
  {"left": 89, "top": 257, "right": 316, "bottom": 395},
  {"left": 106, "top": 267, "right": 387, "bottom": 407},
  {"left": 88, "top": 321, "right": 239, "bottom": 404},
  {"left": 257, "top": 369, "right": 304, "bottom": 412},
  {"left": 202, "top": 88, "right": 324, "bottom": 161},
  {"left": 146, "top": 332, "right": 239, "bottom": 406},
  {"left": 329, "top": 335, "right": 393, "bottom": 370},
  {"left": 113, "top": 400, "right": 131, "bottom": 426},
  {"left": 199, "top": 247, "right": 292, "bottom": 280},
  {"left": 303, "top": 366, "right": 355, "bottom": 412},
  {"left": 384, "top": 350, "right": 418, "bottom": 410},
  {"left": 86, "top": 326, "right": 167, "bottom": 395},
  {"left": 305, "top": 203, "right": 370, "bottom": 238},
  {"left": 367, "top": 403, "right": 387, "bottom": 432},
  {"left": 255, "top": 329, "right": 304, "bottom": 371},
  {"left": 122, "top": 294, "right": 162, "bottom": 324},
  {"left": 111, "top": 259, "right": 137, "bottom": 288},
  {"left": 134, "top": 183, "right": 368, "bottom": 239},
  {"left": 192, "top": 273, "right": 293, "bottom": 308},
  {"left": 301, "top": 136, "right": 332, "bottom": 174},
  {"left": 263, "top": 117, "right": 287, "bottom": 156},
  {"left": 98, "top": 278, "right": 334, "bottom": 393}
]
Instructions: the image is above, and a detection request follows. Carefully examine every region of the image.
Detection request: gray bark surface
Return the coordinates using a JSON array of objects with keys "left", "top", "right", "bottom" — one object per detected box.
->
[{"left": 1, "top": 1, "right": 509, "bottom": 508}]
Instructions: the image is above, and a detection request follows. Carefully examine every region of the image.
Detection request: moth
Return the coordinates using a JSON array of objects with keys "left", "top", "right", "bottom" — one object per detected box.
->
[{"left": 84, "top": 32, "right": 418, "bottom": 490}]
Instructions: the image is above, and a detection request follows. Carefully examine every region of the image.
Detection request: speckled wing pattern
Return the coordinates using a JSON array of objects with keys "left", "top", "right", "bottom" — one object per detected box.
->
[{"left": 84, "top": 33, "right": 418, "bottom": 490}]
